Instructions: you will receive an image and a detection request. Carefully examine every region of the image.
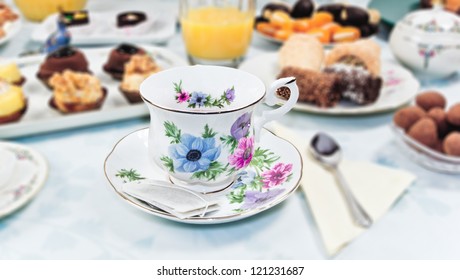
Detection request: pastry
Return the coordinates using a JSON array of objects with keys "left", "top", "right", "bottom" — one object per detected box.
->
[
  {"left": 279, "top": 34, "right": 324, "bottom": 71},
  {"left": 277, "top": 66, "right": 341, "bottom": 107},
  {"left": 0, "top": 81, "right": 27, "bottom": 124},
  {"left": 306, "top": 27, "right": 331, "bottom": 43},
  {"left": 48, "top": 70, "right": 107, "bottom": 114},
  {"left": 0, "top": 63, "right": 26, "bottom": 86},
  {"left": 0, "top": 3, "right": 19, "bottom": 39},
  {"left": 393, "top": 106, "right": 426, "bottom": 131},
  {"left": 331, "top": 26, "right": 361, "bottom": 43},
  {"left": 117, "top": 11, "right": 147, "bottom": 28},
  {"left": 416, "top": 91, "right": 446, "bottom": 111},
  {"left": 324, "top": 64, "right": 382, "bottom": 105},
  {"left": 37, "top": 46, "right": 90, "bottom": 88},
  {"left": 61, "top": 10, "right": 89, "bottom": 26},
  {"left": 309, "top": 12, "right": 334, "bottom": 28},
  {"left": 119, "top": 54, "right": 161, "bottom": 103},
  {"left": 103, "top": 43, "right": 146, "bottom": 80},
  {"left": 408, "top": 117, "right": 438, "bottom": 149},
  {"left": 325, "top": 39, "right": 381, "bottom": 76}
]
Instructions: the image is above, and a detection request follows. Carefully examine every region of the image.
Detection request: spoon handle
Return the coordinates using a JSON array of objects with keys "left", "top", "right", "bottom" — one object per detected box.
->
[{"left": 333, "top": 168, "right": 373, "bottom": 228}]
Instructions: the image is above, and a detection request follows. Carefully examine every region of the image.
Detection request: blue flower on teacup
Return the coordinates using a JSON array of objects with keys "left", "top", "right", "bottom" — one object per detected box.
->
[
  {"left": 169, "top": 134, "right": 221, "bottom": 173},
  {"left": 189, "top": 92, "right": 208, "bottom": 108}
]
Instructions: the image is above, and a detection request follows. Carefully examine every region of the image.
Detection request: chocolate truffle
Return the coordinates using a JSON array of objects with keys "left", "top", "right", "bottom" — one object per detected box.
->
[
  {"left": 408, "top": 117, "right": 438, "bottom": 148},
  {"left": 36, "top": 46, "right": 90, "bottom": 88},
  {"left": 415, "top": 91, "right": 446, "bottom": 111},
  {"left": 428, "top": 107, "right": 449, "bottom": 137},
  {"left": 393, "top": 106, "right": 426, "bottom": 131},
  {"left": 103, "top": 43, "right": 146, "bottom": 80},
  {"left": 291, "top": 0, "right": 314, "bottom": 19},
  {"left": 443, "top": 132, "right": 460, "bottom": 157},
  {"left": 447, "top": 103, "right": 460, "bottom": 126}
]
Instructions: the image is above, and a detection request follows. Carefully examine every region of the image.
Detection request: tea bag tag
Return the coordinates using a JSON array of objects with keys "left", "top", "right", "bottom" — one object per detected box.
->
[{"left": 121, "top": 180, "right": 220, "bottom": 219}]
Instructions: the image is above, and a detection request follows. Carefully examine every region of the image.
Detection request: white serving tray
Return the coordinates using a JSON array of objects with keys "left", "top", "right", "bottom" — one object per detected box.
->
[
  {"left": 0, "top": 45, "right": 188, "bottom": 139},
  {"left": 32, "top": 11, "right": 176, "bottom": 45}
]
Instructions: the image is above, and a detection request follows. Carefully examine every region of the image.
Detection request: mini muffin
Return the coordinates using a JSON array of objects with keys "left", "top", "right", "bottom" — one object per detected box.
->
[
  {"left": 103, "top": 43, "right": 146, "bottom": 80},
  {"left": 48, "top": 70, "right": 107, "bottom": 114},
  {"left": 0, "top": 81, "right": 27, "bottom": 124},
  {"left": 119, "top": 54, "right": 161, "bottom": 103},
  {"left": 0, "top": 63, "right": 26, "bottom": 86},
  {"left": 37, "top": 46, "right": 90, "bottom": 88}
]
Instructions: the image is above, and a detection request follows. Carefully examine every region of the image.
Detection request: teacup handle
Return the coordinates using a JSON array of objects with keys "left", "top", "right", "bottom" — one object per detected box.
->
[{"left": 254, "top": 77, "right": 299, "bottom": 142}]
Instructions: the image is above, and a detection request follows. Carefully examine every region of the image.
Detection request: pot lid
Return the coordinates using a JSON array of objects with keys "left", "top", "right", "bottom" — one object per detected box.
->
[{"left": 401, "top": 7, "right": 460, "bottom": 34}]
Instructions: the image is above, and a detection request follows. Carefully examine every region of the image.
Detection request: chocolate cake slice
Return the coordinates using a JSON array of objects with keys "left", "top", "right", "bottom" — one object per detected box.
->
[
  {"left": 278, "top": 66, "right": 342, "bottom": 108},
  {"left": 324, "top": 64, "right": 382, "bottom": 105}
]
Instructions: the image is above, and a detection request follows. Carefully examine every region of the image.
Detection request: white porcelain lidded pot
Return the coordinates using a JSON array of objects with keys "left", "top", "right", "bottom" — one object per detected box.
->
[{"left": 389, "top": 2, "right": 460, "bottom": 78}]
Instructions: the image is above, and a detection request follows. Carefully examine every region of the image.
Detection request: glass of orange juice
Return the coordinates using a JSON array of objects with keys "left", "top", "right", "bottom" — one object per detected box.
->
[{"left": 180, "top": 0, "right": 255, "bottom": 67}]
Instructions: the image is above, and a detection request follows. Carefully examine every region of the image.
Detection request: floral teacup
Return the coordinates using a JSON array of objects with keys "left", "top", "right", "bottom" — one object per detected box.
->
[{"left": 140, "top": 65, "right": 298, "bottom": 193}]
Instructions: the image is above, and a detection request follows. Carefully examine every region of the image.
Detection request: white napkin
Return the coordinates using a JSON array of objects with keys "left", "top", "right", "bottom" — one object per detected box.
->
[
  {"left": 121, "top": 180, "right": 220, "bottom": 220},
  {"left": 271, "top": 123, "right": 416, "bottom": 256}
]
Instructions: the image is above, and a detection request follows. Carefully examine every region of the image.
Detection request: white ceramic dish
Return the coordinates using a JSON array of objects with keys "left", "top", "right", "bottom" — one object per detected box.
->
[
  {"left": 239, "top": 52, "right": 420, "bottom": 115},
  {"left": 104, "top": 127, "right": 302, "bottom": 224},
  {"left": 0, "top": 141, "right": 48, "bottom": 218},
  {"left": 32, "top": 11, "right": 175, "bottom": 45},
  {"left": 0, "top": 16, "right": 22, "bottom": 46},
  {"left": 254, "top": 30, "right": 374, "bottom": 49},
  {"left": 0, "top": 45, "right": 188, "bottom": 139},
  {"left": 392, "top": 124, "right": 460, "bottom": 174}
]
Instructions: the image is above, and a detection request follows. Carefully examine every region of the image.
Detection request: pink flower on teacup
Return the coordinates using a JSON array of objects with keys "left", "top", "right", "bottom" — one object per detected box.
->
[
  {"left": 176, "top": 91, "right": 190, "bottom": 103},
  {"left": 229, "top": 136, "right": 254, "bottom": 169},
  {"left": 261, "top": 163, "right": 293, "bottom": 189}
]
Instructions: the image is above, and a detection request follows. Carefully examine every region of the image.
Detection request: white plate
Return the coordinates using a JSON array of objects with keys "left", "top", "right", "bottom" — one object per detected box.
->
[
  {"left": 0, "top": 45, "right": 188, "bottom": 139},
  {"left": 239, "top": 52, "right": 420, "bottom": 115},
  {"left": 32, "top": 11, "right": 175, "bottom": 45},
  {"left": 0, "top": 17, "right": 22, "bottom": 46},
  {"left": 0, "top": 141, "right": 48, "bottom": 218},
  {"left": 104, "top": 127, "right": 302, "bottom": 224}
]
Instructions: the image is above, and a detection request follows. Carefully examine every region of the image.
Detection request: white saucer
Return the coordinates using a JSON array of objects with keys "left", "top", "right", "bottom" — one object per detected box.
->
[
  {"left": 104, "top": 128, "right": 302, "bottom": 224},
  {"left": 0, "top": 142, "right": 48, "bottom": 218},
  {"left": 239, "top": 52, "right": 420, "bottom": 115}
]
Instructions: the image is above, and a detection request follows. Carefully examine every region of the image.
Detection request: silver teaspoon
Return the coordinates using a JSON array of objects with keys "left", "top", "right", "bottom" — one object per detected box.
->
[{"left": 309, "top": 133, "right": 373, "bottom": 228}]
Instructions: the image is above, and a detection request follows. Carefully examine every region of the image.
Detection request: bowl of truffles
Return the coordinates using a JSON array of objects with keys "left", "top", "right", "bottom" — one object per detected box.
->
[{"left": 392, "top": 91, "right": 460, "bottom": 173}]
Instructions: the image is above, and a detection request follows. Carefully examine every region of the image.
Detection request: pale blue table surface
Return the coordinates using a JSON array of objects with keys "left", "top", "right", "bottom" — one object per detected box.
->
[{"left": 1, "top": 0, "right": 459, "bottom": 259}]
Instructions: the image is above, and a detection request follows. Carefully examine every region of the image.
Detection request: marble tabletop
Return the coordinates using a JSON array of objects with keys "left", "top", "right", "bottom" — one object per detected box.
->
[{"left": 1, "top": 0, "right": 460, "bottom": 260}]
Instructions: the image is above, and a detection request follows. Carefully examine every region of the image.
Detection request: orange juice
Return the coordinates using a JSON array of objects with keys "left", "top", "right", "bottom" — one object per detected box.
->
[{"left": 181, "top": 7, "right": 254, "bottom": 60}]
